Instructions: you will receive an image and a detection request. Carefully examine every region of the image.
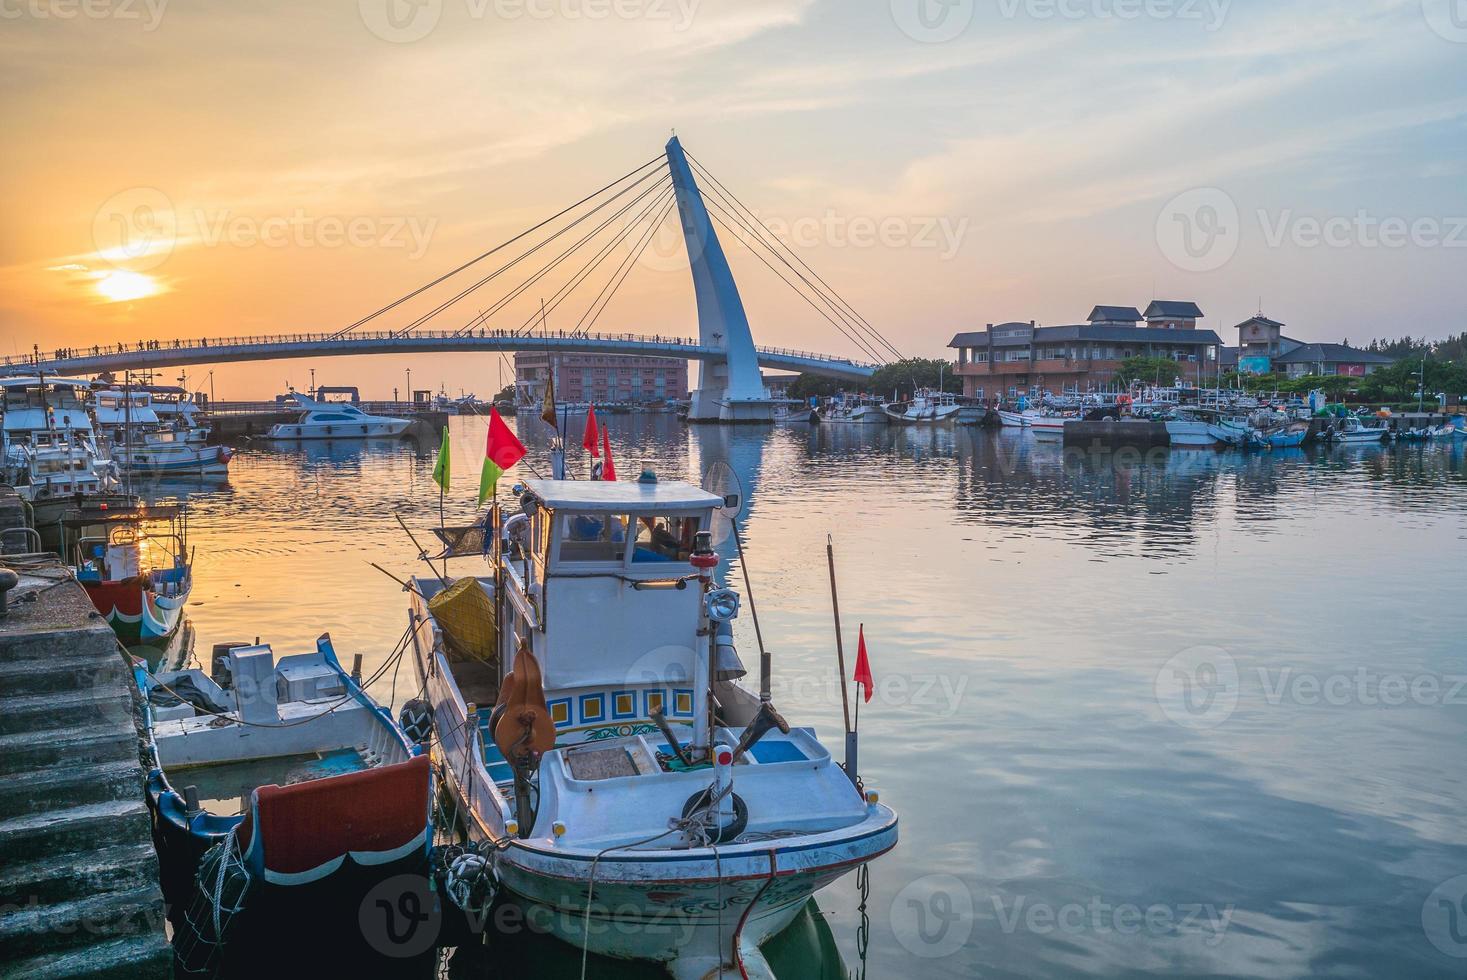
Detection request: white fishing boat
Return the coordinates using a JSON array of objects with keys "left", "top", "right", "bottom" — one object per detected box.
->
[
  {"left": 409, "top": 475, "right": 897, "bottom": 978},
  {"left": 995, "top": 409, "right": 1029, "bottom": 428},
  {"left": 819, "top": 396, "right": 888, "bottom": 425},
  {"left": 147, "top": 385, "right": 212, "bottom": 444},
  {"left": 92, "top": 388, "right": 231, "bottom": 475},
  {"left": 0, "top": 376, "right": 119, "bottom": 517},
  {"left": 1165, "top": 415, "right": 1224, "bottom": 448},
  {"left": 264, "top": 392, "right": 411, "bottom": 440},
  {"left": 772, "top": 403, "right": 816, "bottom": 424},
  {"left": 1028, "top": 414, "right": 1068, "bottom": 439},
  {"left": 1328, "top": 416, "right": 1392, "bottom": 445},
  {"left": 885, "top": 388, "right": 960, "bottom": 424}
]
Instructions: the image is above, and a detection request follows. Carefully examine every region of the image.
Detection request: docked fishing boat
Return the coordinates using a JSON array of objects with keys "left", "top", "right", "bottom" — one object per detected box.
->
[
  {"left": 1327, "top": 416, "right": 1392, "bottom": 445},
  {"left": 772, "top": 403, "right": 816, "bottom": 424},
  {"left": 138, "top": 636, "right": 432, "bottom": 970},
  {"left": 69, "top": 503, "right": 192, "bottom": 644},
  {"left": 1165, "top": 413, "right": 1224, "bottom": 448},
  {"left": 147, "top": 385, "right": 212, "bottom": 444},
  {"left": 264, "top": 392, "right": 412, "bottom": 439},
  {"left": 885, "top": 388, "right": 959, "bottom": 424},
  {"left": 92, "top": 388, "right": 231, "bottom": 475},
  {"left": 0, "top": 376, "right": 121, "bottom": 525},
  {"left": 819, "top": 395, "right": 888, "bottom": 425},
  {"left": 995, "top": 409, "right": 1029, "bottom": 428},
  {"left": 410, "top": 477, "right": 897, "bottom": 978}
]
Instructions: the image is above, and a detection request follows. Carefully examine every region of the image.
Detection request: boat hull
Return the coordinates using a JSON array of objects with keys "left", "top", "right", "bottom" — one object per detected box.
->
[
  {"left": 116, "top": 444, "right": 231, "bottom": 475},
  {"left": 1165, "top": 420, "right": 1222, "bottom": 448},
  {"left": 264, "top": 419, "right": 412, "bottom": 439},
  {"left": 84, "top": 579, "right": 188, "bottom": 644}
]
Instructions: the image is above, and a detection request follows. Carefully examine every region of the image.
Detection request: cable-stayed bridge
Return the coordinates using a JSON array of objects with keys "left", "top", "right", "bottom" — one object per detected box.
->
[{"left": 9, "top": 137, "right": 899, "bottom": 420}]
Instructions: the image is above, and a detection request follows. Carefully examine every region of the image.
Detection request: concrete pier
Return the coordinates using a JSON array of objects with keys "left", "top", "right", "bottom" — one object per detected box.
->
[{"left": 0, "top": 558, "right": 171, "bottom": 978}]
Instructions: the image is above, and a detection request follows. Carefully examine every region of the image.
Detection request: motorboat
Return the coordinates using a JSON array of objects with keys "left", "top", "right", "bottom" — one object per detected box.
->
[
  {"left": 0, "top": 376, "right": 120, "bottom": 523},
  {"left": 146, "top": 385, "right": 212, "bottom": 444},
  {"left": 92, "top": 388, "right": 231, "bottom": 475},
  {"left": 70, "top": 502, "right": 192, "bottom": 645},
  {"left": 885, "top": 388, "right": 960, "bottom": 424},
  {"left": 264, "top": 392, "right": 411, "bottom": 440},
  {"left": 773, "top": 403, "right": 816, "bottom": 424},
  {"left": 1327, "top": 416, "right": 1392, "bottom": 445},
  {"left": 138, "top": 636, "right": 431, "bottom": 969},
  {"left": 409, "top": 476, "right": 897, "bottom": 978}
]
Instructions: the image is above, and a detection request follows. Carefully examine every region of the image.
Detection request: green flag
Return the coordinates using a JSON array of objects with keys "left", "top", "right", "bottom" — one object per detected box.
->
[{"left": 432, "top": 425, "right": 450, "bottom": 492}]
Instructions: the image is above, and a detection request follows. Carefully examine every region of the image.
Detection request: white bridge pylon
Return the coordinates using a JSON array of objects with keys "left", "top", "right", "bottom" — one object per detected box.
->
[{"left": 666, "top": 136, "right": 776, "bottom": 423}]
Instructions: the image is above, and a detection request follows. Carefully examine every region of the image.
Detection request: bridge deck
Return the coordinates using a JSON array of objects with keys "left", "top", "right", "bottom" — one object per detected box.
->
[{"left": 6, "top": 330, "right": 877, "bottom": 382}]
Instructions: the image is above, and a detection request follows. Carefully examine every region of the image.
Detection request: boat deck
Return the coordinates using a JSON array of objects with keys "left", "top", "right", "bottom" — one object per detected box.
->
[{"left": 169, "top": 747, "right": 371, "bottom": 816}]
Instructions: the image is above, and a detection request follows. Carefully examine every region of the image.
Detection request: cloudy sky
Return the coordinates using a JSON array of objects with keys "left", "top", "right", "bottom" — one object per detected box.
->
[{"left": 2, "top": 0, "right": 1464, "bottom": 397}]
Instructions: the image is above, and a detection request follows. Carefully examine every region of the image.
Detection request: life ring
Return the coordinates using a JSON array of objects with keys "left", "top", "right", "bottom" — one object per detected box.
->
[
  {"left": 1117, "top": 393, "right": 1133, "bottom": 407},
  {"left": 680, "top": 789, "right": 748, "bottom": 844}
]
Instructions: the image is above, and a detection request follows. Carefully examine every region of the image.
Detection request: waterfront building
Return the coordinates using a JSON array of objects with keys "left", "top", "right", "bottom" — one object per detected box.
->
[
  {"left": 1224, "top": 314, "right": 1395, "bottom": 377},
  {"left": 514, "top": 352, "right": 688, "bottom": 406},
  {"left": 949, "top": 300, "right": 1222, "bottom": 399}
]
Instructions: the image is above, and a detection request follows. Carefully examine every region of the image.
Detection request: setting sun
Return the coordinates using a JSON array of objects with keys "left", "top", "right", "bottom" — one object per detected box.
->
[{"left": 94, "top": 269, "right": 159, "bottom": 303}]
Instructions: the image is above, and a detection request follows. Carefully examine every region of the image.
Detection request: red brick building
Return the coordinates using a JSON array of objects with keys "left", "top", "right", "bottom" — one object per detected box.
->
[{"left": 514, "top": 352, "right": 688, "bottom": 406}]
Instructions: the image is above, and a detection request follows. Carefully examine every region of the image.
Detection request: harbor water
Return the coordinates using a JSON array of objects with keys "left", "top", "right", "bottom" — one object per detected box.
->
[{"left": 142, "top": 416, "right": 1467, "bottom": 978}]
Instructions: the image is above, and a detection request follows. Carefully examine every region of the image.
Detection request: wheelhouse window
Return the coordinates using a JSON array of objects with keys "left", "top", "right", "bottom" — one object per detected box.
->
[
  {"left": 632, "top": 515, "right": 698, "bottom": 563},
  {"left": 557, "top": 513, "right": 629, "bottom": 562}
]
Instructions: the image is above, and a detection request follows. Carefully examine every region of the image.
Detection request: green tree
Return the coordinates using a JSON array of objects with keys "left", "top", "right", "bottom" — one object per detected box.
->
[
  {"left": 493, "top": 383, "right": 516, "bottom": 403},
  {"left": 866, "top": 358, "right": 960, "bottom": 400},
  {"left": 1114, "top": 356, "right": 1182, "bottom": 387},
  {"left": 786, "top": 373, "right": 843, "bottom": 401}
]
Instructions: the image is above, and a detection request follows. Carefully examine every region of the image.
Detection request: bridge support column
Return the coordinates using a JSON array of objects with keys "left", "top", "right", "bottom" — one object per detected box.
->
[{"left": 666, "top": 136, "right": 776, "bottom": 424}]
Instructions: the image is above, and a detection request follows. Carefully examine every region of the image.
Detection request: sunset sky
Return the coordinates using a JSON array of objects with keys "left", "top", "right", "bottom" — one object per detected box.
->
[{"left": 2, "top": 0, "right": 1465, "bottom": 398}]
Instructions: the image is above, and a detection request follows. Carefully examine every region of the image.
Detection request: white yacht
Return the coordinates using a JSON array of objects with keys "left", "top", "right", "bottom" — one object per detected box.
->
[
  {"left": 0, "top": 376, "right": 118, "bottom": 517},
  {"left": 410, "top": 476, "right": 897, "bottom": 978},
  {"left": 147, "top": 385, "right": 212, "bottom": 444},
  {"left": 92, "top": 389, "right": 231, "bottom": 475},
  {"left": 265, "top": 393, "right": 411, "bottom": 440},
  {"left": 885, "top": 388, "right": 960, "bottom": 424}
]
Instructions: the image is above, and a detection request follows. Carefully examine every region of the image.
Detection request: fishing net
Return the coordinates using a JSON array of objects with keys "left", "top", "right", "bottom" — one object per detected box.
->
[
  {"left": 428, "top": 577, "right": 497, "bottom": 665},
  {"left": 173, "top": 832, "right": 250, "bottom": 978},
  {"left": 430, "top": 524, "right": 487, "bottom": 559}
]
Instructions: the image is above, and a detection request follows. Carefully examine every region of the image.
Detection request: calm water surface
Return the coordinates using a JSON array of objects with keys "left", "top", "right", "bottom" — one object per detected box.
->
[{"left": 142, "top": 417, "right": 1467, "bottom": 978}]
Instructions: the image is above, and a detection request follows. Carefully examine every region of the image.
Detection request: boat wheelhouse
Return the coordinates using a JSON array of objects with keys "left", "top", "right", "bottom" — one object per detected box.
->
[
  {"left": 885, "top": 388, "right": 960, "bottom": 424},
  {"left": 264, "top": 393, "right": 411, "bottom": 440},
  {"left": 0, "top": 376, "right": 117, "bottom": 511},
  {"left": 410, "top": 476, "right": 896, "bottom": 978}
]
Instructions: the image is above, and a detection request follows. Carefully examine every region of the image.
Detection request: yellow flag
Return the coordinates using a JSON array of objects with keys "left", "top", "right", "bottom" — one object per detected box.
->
[
  {"left": 540, "top": 369, "right": 557, "bottom": 427},
  {"left": 431, "top": 425, "right": 450, "bottom": 492}
]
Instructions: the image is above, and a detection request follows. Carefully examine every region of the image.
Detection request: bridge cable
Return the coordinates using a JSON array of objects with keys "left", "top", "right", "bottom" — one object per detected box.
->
[
  {"left": 689, "top": 155, "right": 901, "bottom": 363},
  {"left": 686, "top": 152, "right": 903, "bottom": 362},
  {"left": 503, "top": 185, "right": 677, "bottom": 337},
  {"left": 702, "top": 201, "right": 886, "bottom": 364},
  {"left": 573, "top": 194, "right": 680, "bottom": 337},
  {"left": 392, "top": 172, "right": 671, "bottom": 338},
  {"left": 328, "top": 153, "right": 664, "bottom": 339},
  {"left": 454, "top": 179, "right": 671, "bottom": 340}
]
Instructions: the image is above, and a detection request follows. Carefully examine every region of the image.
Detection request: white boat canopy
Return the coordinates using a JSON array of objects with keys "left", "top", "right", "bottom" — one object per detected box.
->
[{"left": 523, "top": 478, "right": 724, "bottom": 513}]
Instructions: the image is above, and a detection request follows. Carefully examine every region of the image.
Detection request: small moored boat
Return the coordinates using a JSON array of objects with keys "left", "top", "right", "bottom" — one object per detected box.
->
[
  {"left": 71, "top": 503, "right": 192, "bottom": 645},
  {"left": 265, "top": 393, "right": 411, "bottom": 440}
]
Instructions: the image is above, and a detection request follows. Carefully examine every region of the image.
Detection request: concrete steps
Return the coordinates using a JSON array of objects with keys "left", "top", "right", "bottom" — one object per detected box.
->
[
  {"left": 1, "top": 934, "right": 174, "bottom": 980},
  {"left": 0, "top": 565, "right": 171, "bottom": 978}
]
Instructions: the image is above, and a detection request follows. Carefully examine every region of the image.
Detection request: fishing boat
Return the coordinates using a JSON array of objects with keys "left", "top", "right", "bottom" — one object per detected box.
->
[
  {"left": 994, "top": 409, "right": 1030, "bottom": 428},
  {"left": 264, "top": 392, "right": 412, "bottom": 439},
  {"left": 1328, "top": 416, "right": 1392, "bottom": 445},
  {"left": 147, "top": 385, "right": 212, "bottom": 444},
  {"left": 69, "top": 503, "right": 192, "bottom": 644},
  {"left": 885, "top": 388, "right": 960, "bottom": 424},
  {"left": 772, "top": 403, "right": 816, "bottom": 424},
  {"left": 137, "top": 635, "right": 432, "bottom": 970},
  {"left": 1261, "top": 420, "right": 1310, "bottom": 449},
  {"left": 1165, "top": 413, "right": 1224, "bottom": 448},
  {"left": 0, "top": 376, "right": 121, "bottom": 525},
  {"left": 409, "top": 476, "right": 897, "bottom": 978},
  {"left": 92, "top": 388, "right": 231, "bottom": 475},
  {"left": 819, "top": 395, "right": 888, "bottom": 425}
]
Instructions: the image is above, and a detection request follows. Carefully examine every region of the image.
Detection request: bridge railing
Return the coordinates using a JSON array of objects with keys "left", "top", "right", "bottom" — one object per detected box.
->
[{"left": 10, "top": 329, "right": 881, "bottom": 370}]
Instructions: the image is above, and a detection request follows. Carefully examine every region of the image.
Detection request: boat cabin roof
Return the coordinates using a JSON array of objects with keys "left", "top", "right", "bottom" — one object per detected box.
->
[
  {"left": 0, "top": 376, "right": 92, "bottom": 389},
  {"left": 525, "top": 478, "right": 723, "bottom": 514}
]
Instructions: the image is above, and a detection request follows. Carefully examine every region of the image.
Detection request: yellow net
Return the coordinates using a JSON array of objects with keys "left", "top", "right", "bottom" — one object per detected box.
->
[{"left": 428, "top": 577, "right": 497, "bottom": 665}]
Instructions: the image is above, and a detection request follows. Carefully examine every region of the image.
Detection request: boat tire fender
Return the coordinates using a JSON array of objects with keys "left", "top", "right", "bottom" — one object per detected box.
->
[
  {"left": 681, "top": 789, "right": 748, "bottom": 844},
  {"left": 400, "top": 698, "right": 433, "bottom": 743}
]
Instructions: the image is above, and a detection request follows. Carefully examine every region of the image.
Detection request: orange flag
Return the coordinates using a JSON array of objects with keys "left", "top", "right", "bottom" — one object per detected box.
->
[{"left": 583, "top": 405, "right": 600, "bottom": 457}]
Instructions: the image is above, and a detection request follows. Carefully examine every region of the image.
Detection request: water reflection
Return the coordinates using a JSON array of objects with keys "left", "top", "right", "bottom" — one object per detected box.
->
[{"left": 147, "top": 418, "right": 1467, "bottom": 978}]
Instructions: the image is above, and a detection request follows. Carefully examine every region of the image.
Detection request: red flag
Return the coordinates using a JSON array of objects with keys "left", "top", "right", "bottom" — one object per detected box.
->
[
  {"left": 853, "top": 624, "right": 873, "bottom": 703},
  {"left": 479, "top": 406, "right": 527, "bottom": 505},
  {"left": 601, "top": 425, "right": 617, "bottom": 481},
  {"left": 582, "top": 405, "right": 600, "bottom": 457}
]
